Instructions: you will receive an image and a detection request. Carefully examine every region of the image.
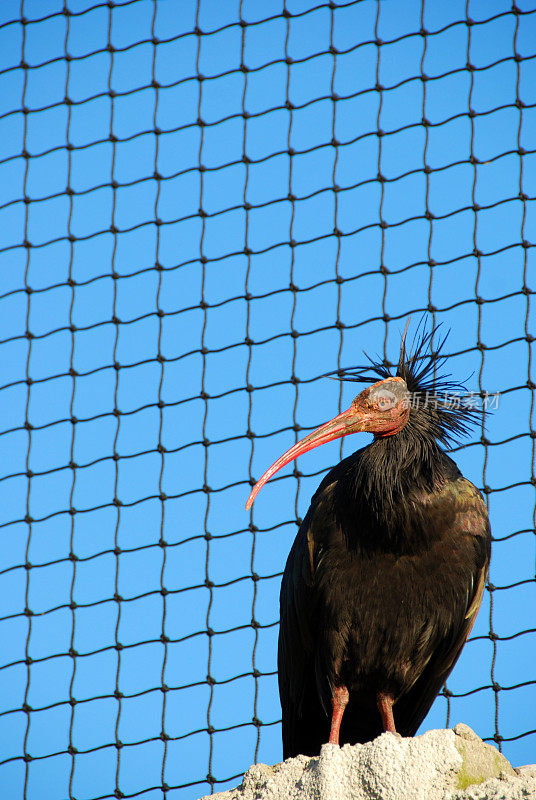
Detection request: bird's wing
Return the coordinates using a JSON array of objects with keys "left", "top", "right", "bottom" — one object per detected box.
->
[
  {"left": 278, "top": 474, "right": 337, "bottom": 758},
  {"left": 395, "top": 478, "right": 491, "bottom": 736}
]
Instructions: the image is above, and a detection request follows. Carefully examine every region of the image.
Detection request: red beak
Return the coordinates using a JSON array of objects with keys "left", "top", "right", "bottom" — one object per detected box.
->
[{"left": 245, "top": 405, "right": 372, "bottom": 510}]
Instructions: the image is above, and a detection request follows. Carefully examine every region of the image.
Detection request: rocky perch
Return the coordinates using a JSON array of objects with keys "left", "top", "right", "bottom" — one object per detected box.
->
[{"left": 201, "top": 725, "right": 536, "bottom": 800}]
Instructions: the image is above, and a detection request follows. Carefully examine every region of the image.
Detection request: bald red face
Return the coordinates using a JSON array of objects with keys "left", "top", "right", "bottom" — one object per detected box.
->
[
  {"left": 245, "top": 376, "right": 410, "bottom": 510},
  {"left": 349, "top": 376, "right": 410, "bottom": 438}
]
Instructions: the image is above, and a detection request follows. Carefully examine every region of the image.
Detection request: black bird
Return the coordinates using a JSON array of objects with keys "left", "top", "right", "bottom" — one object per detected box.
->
[{"left": 246, "top": 327, "right": 491, "bottom": 759}]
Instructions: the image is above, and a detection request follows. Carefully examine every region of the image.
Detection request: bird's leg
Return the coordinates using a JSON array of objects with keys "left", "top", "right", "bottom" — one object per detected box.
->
[
  {"left": 376, "top": 691, "right": 397, "bottom": 733},
  {"left": 328, "top": 684, "right": 349, "bottom": 745}
]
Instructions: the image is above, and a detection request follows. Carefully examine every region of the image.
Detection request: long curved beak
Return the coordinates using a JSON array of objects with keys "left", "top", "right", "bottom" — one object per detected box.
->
[{"left": 245, "top": 405, "right": 370, "bottom": 510}]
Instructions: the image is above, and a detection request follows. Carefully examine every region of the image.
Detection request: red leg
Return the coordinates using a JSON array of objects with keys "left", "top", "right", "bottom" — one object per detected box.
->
[
  {"left": 329, "top": 684, "right": 349, "bottom": 745},
  {"left": 377, "top": 691, "right": 396, "bottom": 733}
]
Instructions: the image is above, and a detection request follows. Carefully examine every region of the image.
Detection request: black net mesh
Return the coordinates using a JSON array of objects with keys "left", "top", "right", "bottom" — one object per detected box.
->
[{"left": 0, "top": 0, "right": 535, "bottom": 798}]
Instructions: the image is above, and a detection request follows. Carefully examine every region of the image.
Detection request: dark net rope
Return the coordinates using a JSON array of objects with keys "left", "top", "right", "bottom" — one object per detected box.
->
[
  {"left": 64, "top": 4, "right": 78, "bottom": 793},
  {"left": 0, "top": 1, "right": 535, "bottom": 798}
]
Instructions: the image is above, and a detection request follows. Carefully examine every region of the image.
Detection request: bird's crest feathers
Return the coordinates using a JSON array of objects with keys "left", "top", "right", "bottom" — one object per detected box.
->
[{"left": 326, "top": 322, "right": 483, "bottom": 446}]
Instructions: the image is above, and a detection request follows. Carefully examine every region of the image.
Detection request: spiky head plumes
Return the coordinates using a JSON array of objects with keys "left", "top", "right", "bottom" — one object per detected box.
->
[{"left": 328, "top": 324, "right": 482, "bottom": 448}]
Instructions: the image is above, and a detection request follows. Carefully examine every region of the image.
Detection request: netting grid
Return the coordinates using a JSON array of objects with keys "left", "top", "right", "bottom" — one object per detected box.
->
[{"left": 0, "top": 0, "right": 535, "bottom": 798}]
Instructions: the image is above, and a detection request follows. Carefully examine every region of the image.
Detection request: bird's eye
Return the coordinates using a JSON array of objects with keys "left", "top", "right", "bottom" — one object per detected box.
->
[{"left": 374, "top": 390, "right": 396, "bottom": 411}]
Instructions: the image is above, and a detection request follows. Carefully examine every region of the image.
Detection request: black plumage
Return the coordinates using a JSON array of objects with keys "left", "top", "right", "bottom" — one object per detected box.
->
[{"left": 246, "top": 327, "right": 491, "bottom": 759}]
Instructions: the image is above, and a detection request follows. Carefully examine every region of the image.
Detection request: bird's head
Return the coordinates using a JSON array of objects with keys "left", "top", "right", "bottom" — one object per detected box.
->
[
  {"left": 245, "top": 376, "right": 410, "bottom": 510},
  {"left": 245, "top": 323, "right": 480, "bottom": 510}
]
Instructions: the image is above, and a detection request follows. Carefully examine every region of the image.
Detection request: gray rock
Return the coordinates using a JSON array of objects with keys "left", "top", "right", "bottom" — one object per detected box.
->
[
  {"left": 200, "top": 727, "right": 536, "bottom": 800},
  {"left": 452, "top": 723, "right": 517, "bottom": 790},
  {"left": 516, "top": 766, "right": 536, "bottom": 781}
]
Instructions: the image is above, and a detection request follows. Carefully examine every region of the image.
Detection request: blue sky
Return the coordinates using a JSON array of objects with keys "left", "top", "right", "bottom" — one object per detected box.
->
[{"left": 0, "top": 0, "right": 535, "bottom": 798}]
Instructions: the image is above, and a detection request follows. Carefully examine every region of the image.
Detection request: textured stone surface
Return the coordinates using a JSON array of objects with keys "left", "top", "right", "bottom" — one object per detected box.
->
[
  {"left": 199, "top": 727, "right": 536, "bottom": 800},
  {"left": 452, "top": 723, "right": 517, "bottom": 789}
]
